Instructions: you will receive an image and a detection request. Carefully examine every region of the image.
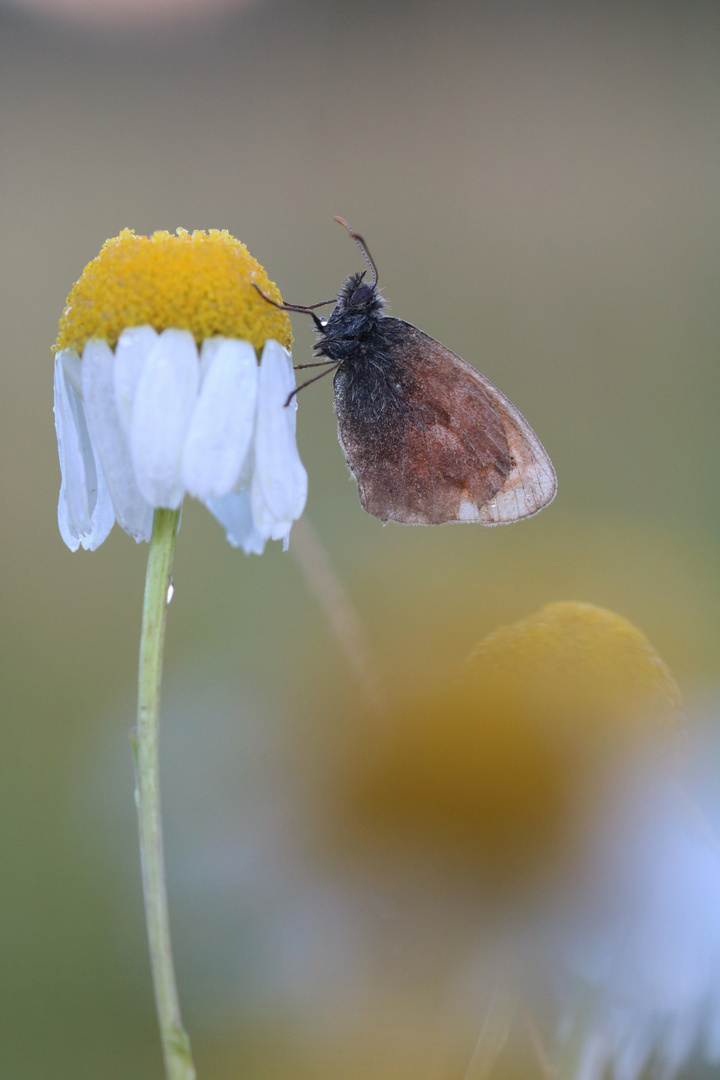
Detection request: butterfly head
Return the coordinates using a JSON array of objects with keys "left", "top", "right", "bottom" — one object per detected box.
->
[
  {"left": 315, "top": 271, "right": 386, "bottom": 354},
  {"left": 348, "top": 278, "right": 374, "bottom": 308},
  {"left": 333, "top": 271, "right": 382, "bottom": 314}
]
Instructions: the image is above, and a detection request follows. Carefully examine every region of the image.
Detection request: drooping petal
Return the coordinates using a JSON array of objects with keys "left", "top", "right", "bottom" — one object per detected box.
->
[
  {"left": 82, "top": 339, "right": 154, "bottom": 543},
  {"left": 58, "top": 347, "right": 82, "bottom": 395},
  {"left": 207, "top": 490, "right": 266, "bottom": 555},
  {"left": 250, "top": 340, "right": 307, "bottom": 542},
  {"left": 54, "top": 353, "right": 115, "bottom": 551},
  {"left": 251, "top": 482, "right": 292, "bottom": 547},
  {"left": 182, "top": 339, "right": 258, "bottom": 500},
  {"left": 114, "top": 325, "right": 159, "bottom": 436},
  {"left": 129, "top": 328, "right": 199, "bottom": 509}
]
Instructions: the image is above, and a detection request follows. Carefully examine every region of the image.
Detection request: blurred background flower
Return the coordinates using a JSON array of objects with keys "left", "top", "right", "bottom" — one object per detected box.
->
[
  {"left": 3, "top": 0, "right": 720, "bottom": 1077},
  {"left": 2, "top": 0, "right": 257, "bottom": 33},
  {"left": 558, "top": 784, "right": 720, "bottom": 1080},
  {"left": 296, "top": 602, "right": 708, "bottom": 1079},
  {"left": 323, "top": 603, "right": 682, "bottom": 899}
]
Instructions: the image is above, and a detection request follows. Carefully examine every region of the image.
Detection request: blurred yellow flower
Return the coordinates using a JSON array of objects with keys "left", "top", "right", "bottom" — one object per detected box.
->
[{"left": 333, "top": 602, "right": 683, "bottom": 895}]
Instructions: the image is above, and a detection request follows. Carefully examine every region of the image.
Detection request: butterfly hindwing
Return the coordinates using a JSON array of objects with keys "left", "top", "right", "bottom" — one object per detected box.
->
[{"left": 334, "top": 320, "right": 556, "bottom": 526}]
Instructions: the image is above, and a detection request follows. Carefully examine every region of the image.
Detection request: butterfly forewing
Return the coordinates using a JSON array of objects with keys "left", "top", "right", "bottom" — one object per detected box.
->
[{"left": 334, "top": 321, "right": 556, "bottom": 526}]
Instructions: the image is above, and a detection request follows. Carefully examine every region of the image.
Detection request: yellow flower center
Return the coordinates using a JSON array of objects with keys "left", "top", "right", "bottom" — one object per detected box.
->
[{"left": 55, "top": 228, "right": 292, "bottom": 354}]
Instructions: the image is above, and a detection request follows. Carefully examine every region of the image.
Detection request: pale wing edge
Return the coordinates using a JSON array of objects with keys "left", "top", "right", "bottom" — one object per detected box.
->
[{"left": 393, "top": 321, "right": 557, "bottom": 525}]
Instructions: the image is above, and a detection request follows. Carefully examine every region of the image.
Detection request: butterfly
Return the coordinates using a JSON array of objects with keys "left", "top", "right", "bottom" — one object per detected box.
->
[{"left": 257, "top": 218, "right": 556, "bottom": 526}]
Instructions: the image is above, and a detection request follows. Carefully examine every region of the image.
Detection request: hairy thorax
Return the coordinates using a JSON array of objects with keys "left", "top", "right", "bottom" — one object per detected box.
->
[{"left": 316, "top": 280, "right": 415, "bottom": 429}]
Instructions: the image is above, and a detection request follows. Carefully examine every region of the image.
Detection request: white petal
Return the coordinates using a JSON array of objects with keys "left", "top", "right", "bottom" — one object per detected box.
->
[
  {"left": 129, "top": 328, "right": 199, "bottom": 509},
  {"left": 250, "top": 340, "right": 307, "bottom": 540},
  {"left": 181, "top": 339, "right": 258, "bottom": 499},
  {"left": 57, "top": 348, "right": 82, "bottom": 395},
  {"left": 206, "top": 490, "right": 266, "bottom": 554},
  {"left": 114, "top": 326, "right": 159, "bottom": 436},
  {"left": 82, "top": 339, "right": 154, "bottom": 543},
  {"left": 251, "top": 482, "right": 292, "bottom": 546},
  {"left": 54, "top": 353, "right": 115, "bottom": 550},
  {"left": 197, "top": 335, "right": 226, "bottom": 385}
]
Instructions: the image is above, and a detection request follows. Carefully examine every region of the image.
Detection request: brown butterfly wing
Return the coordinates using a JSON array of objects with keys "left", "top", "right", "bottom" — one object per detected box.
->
[{"left": 335, "top": 320, "right": 557, "bottom": 525}]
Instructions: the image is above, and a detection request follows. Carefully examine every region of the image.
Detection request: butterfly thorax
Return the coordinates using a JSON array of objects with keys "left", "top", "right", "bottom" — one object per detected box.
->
[{"left": 315, "top": 273, "right": 414, "bottom": 424}]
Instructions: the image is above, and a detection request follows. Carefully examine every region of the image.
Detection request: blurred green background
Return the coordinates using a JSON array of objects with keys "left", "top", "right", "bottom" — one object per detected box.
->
[{"left": 2, "top": 0, "right": 720, "bottom": 1076}]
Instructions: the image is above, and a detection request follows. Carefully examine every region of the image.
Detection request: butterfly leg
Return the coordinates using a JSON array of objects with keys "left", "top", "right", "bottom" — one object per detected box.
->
[
  {"left": 285, "top": 362, "right": 341, "bottom": 407},
  {"left": 293, "top": 360, "right": 339, "bottom": 370}
]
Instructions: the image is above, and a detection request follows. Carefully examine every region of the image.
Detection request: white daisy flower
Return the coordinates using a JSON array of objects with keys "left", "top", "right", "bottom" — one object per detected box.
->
[{"left": 53, "top": 228, "right": 307, "bottom": 555}]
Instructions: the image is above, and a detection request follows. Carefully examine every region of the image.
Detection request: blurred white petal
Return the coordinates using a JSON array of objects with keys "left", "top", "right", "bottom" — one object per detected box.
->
[
  {"left": 251, "top": 340, "right": 307, "bottom": 541},
  {"left": 114, "top": 325, "right": 158, "bottom": 435},
  {"left": 54, "top": 353, "right": 115, "bottom": 550},
  {"left": 207, "top": 490, "right": 266, "bottom": 554},
  {"left": 658, "top": 1015, "right": 698, "bottom": 1080},
  {"left": 129, "top": 328, "right": 199, "bottom": 508},
  {"left": 82, "top": 339, "right": 153, "bottom": 542},
  {"left": 615, "top": 1021, "right": 654, "bottom": 1080},
  {"left": 576, "top": 1034, "right": 607, "bottom": 1080},
  {"left": 706, "top": 991, "right": 720, "bottom": 1060},
  {"left": 182, "top": 339, "right": 258, "bottom": 499},
  {"left": 565, "top": 778, "right": 720, "bottom": 1080}
]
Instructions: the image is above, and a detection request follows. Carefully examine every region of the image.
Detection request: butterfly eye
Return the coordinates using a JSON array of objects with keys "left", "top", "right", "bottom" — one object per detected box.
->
[{"left": 351, "top": 284, "right": 373, "bottom": 306}]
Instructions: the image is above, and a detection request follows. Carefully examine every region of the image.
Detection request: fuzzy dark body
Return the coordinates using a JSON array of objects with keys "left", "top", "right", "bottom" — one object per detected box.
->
[
  {"left": 314, "top": 272, "right": 516, "bottom": 524},
  {"left": 315, "top": 273, "right": 411, "bottom": 422}
]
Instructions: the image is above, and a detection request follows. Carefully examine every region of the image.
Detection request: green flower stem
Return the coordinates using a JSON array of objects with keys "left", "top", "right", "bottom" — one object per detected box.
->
[{"left": 135, "top": 507, "right": 196, "bottom": 1080}]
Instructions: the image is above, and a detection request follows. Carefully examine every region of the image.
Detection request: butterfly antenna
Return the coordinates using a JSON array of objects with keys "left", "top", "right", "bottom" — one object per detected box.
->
[
  {"left": 252, "top": 283, "right": 336, "bottom": 332},
  {"left": 334, "top": 216, "right": 378, "bottom": 288}
]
